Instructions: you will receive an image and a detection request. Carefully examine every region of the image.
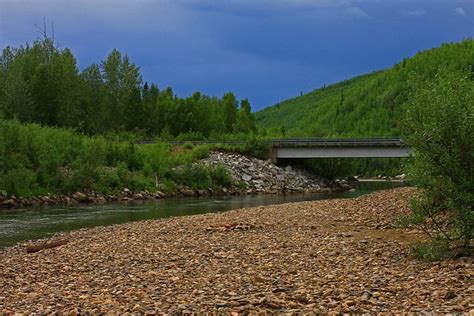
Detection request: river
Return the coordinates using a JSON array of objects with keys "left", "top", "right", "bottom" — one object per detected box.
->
[{"left": 0, "top": 181, "right": 404, "bottom": 249}]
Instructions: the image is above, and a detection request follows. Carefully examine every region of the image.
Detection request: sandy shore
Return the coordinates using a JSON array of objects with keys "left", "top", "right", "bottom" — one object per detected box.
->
[{"left": 0, "top": 187, "right": 472, "bottom": 314}]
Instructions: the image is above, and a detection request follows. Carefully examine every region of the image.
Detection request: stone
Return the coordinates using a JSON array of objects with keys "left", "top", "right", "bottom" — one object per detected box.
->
[
  {"left": 133, "top": 193, "right": 144, "bottom": 200},
  {"left": 72, "top": 192, "right": 89, "bottom": 203},
  {"left": 156, "top": 191, "right": 166, "bottom": 198},
  {"left": 445, "top": 290, "right": 456, "bottom": 300},
  {"left": 242, "top": 174, "right": 252, "bottom": 181},
  {"left": 0, "top": 199, "right": 16, "bottom": 207},
  {"left": 180, "top": 189, "right": 195, "bottom": 197},
  {"left": 95, "top": 197, "right": 107, "bottom": 204},
  {"left": 344, "top": 300, "right": 356, "bottom": 307}
]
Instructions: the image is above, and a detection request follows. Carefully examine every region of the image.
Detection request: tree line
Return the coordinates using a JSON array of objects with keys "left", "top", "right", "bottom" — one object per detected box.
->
[{"left": 0, "top": 37, "right": 256, "bottom": 138}]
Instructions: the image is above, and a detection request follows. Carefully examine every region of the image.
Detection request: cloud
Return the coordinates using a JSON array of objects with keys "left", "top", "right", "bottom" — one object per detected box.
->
[
  {"left": 404, "top": 9, "right": 427, "bottom": 16},
  {"left": 176, "top": 0, "right": 351, "bottom": 9},
  {"left": 455, "top": 7, "right": 466, "bottom": 16},
  {"left": 174, "top": 0, "right": 371, "bottom": 20},
  {"left": 345, "top": 6, "right": 370, "bottom": 18}
]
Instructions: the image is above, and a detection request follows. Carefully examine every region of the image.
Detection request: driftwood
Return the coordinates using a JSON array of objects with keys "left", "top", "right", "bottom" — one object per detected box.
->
[
  {"left": 26, "top": 240, "right": 68, "bottom": 254},
  {"left": 205, "top": 223, "right": 254, "bottom": 232}
]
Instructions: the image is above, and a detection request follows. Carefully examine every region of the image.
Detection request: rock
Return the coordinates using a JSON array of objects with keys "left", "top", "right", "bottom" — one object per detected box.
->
[
  {"left": 95, "top": 196, "right": 107, "bottom": 204},
  {"left": 344, "top": 300, "right": 356, "bottom": 307},
  {"left": 395, "top": 174, "right": 406, "bottom": 180},
  {"left": 180, "top": 189, "right": 195, "bottom": 197},
  {"left": 361, "top": 291, "right": 372, "bottom": 301},
  {"left": 0, "top": 199, "right": 17, "bottom": 207},
  {"left": 72, "top": 192, "right": 89, "bottom": 203},
  {"left": 156, "top": 191, "right": 166, "bottom": 198},
  {"left": 445, "top": 290, "right": 456, "bottom": 300},
  {"left": 197, "top": 151, "right": 330, "bottom": 194},
  {"left": 242, "top": 174, "right": 252, "bottom": 181}
]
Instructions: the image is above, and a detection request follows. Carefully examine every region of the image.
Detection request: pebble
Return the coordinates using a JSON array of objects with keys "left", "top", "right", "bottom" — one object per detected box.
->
[{"left": 0, "top": 188, "right": 471, "bottom": 313}]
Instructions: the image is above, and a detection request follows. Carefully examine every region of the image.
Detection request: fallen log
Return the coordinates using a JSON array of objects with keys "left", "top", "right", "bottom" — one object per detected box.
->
[{"left": 26, "top": 239, "right": 69, "bottom": 254}]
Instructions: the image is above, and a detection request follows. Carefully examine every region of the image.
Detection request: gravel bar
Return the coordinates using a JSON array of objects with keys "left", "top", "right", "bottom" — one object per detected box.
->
[{"left": 0, "top": 187, "right": 472, "bottom": 314}]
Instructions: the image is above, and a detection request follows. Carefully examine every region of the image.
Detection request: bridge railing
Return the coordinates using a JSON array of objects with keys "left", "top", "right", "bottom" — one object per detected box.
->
[
  {"left": 139, "top": 137, "right": 405, "bottom": 147},
  {"left": 269, "top": 137, "right": 404, "bottom": 147}
]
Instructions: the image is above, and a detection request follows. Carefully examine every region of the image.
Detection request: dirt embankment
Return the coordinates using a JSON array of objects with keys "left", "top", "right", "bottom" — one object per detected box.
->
[{"left": 0, "top": 187, "right": 472, "bottom": 314}]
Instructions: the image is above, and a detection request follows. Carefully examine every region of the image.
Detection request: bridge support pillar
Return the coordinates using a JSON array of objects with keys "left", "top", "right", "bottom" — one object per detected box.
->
[{"left": 268, "top": 148, "right": 278, "bottom": 164}]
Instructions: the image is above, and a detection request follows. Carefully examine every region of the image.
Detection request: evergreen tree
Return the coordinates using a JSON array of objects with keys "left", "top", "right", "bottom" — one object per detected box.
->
[{"left": 221, "top": 92, "right": 238, "bottom": 133}]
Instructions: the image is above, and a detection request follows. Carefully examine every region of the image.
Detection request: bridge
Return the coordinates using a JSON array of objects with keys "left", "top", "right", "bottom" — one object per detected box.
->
[
  {"left": 142, "top": 137, "right": 410, "bottom": 161},
  {"left": 268, "top": 137, "right": 410, "bottom": 161}
]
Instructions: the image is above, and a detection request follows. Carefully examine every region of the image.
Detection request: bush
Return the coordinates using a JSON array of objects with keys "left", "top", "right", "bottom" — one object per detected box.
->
[
  {"left": 171, "top": 164, "right": 233, "bottom": 190},
  {"left": 0, "top": 120, "right": 215, "bottom": 197},
  {"left": 400, "top": 67, "right": 473, "bottom": 257},
  {"left": 410, "top": 239, "right": 452, "bottom": 262},
  {"left": 210, "top": 164, "right": 233, "bottom": 187}
]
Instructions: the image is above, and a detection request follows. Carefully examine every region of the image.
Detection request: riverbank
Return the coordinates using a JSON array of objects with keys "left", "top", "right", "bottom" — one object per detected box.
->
[
  {"left": 1, "top": 187, "right": 472, "bottom": 313},
  {"left": 0, "top": 151, "right": 340, "bottom": 209}
]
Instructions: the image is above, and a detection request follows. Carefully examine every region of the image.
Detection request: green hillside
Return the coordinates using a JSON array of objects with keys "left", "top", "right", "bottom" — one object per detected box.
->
[{"left": 255, "top": 39, "right": 473, "bottom": 137}]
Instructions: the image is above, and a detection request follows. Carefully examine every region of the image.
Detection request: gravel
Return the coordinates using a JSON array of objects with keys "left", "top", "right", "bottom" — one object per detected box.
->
[{"left": 0, "top": 187, "right": 472, "bottom": 314}]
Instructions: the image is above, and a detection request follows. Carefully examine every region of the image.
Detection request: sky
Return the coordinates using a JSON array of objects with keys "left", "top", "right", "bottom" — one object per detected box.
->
[{"left": 0, "top": 0, "right": 473, "bottom": 111}]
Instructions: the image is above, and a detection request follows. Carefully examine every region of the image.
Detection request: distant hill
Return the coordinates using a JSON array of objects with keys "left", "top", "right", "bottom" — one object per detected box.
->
[{"left": 255, "top": 39, "right": 473, "bottom": 137}]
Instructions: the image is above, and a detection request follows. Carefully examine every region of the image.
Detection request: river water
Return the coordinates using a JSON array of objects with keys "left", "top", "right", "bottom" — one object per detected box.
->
[{"left": 0, "top": 181, "right": 404, "bottom": 249}]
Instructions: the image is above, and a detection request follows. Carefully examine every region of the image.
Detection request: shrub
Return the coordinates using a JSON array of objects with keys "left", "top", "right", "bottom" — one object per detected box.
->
[
  {"left": 400, "top": 67, "right": 473, "bottom": 257},
  {"left": 210, "top": 164, "right": 233, "bottom": 187},
  {"left": 0, "top": 120, "right": 215, "bottom": 197}
]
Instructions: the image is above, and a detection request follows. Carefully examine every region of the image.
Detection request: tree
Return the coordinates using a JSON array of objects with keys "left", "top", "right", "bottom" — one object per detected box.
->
[
  {"left": 101, "top": 50, "right": 142, "bottom": 131},
  {"left": 80, "top": 63, "right": 107, "bottom": 134},
  {"left": 401, "top": 67, "right": 473, "bottom": 259},
  {"left": 234, "top": 98, "right": 256, "bottom": 133},
  {"left": 221, "top": 92, "right": 238, "bottom": 133}
]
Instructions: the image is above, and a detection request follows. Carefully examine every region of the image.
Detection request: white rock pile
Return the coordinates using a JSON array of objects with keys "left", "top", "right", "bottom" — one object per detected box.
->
[{"left": 200, "top": 152, "right": 330, "bottom": 194}]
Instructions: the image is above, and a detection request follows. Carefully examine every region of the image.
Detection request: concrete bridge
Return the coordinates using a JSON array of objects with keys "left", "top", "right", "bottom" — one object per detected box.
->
[
  {"left": 155, "top": 137, "right": 411, "bottom": 161},
  {"left": 268, "top": 138, "right": 410, "bottom": 161}
]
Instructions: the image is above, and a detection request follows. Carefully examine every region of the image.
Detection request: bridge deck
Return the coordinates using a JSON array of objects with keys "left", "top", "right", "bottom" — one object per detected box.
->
[{"left": 140, "top": 138, "right": 410, "bottom": 159}]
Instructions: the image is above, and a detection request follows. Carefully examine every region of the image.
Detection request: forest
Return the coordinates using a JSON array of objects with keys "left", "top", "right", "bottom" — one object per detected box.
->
[
  {"left": 0, "top": 37, "right": 256, "bottom": 139},
  {"left": 255, "top": 39, "right": 473, "bottom": 138}
]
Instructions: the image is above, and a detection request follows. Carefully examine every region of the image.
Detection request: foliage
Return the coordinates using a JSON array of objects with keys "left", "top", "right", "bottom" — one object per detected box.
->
[
  {"left": 302, "top": 158, "right": 403, "bottom": 179},
  {"left": 400, "top": 67, "right": 473, "bottom": 257},
  {"left": 208, "top": 136, "right": 270, "bottom": 160},
  {"left": 0, "top": 37, "right": 256, "bottom": 137},
  {"left": 0, "top": 119, "right": 233, "bottom": 197},
  {"left": 409, "top": 238, "right": 452, "bottom": 262},
  {"left": 255, "top": 39, "right": 473, "bottom": 138},
  {"left": 171, "top": 164, "right": 232, "bottom": 190}
]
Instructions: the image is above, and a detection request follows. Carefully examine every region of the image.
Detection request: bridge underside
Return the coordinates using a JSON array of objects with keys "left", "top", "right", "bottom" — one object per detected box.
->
[{"left": 275, "top": 147, "right": 411, "bottom": 159}]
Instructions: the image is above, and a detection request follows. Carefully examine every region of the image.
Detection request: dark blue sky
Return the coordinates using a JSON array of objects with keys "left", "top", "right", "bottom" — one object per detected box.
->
[{"left": 1, "top": 0, "right": 473, "bottom": 111}]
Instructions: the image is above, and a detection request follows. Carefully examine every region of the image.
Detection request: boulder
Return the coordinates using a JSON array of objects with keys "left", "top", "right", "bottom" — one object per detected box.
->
[
  {"left": 180, "top": 189, "right": 195, "bottom": 197},
  {"left": 72, "top": 192, "right": 89, "bottom": 203},
  {"left": 1, "top": 199, "right": 17, "bottom": 208}
]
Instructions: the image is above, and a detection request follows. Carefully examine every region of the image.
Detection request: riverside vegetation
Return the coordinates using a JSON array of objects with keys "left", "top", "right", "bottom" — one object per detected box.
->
[{"left": 0, "top": 35, "right": 262, "bottom": 200}]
